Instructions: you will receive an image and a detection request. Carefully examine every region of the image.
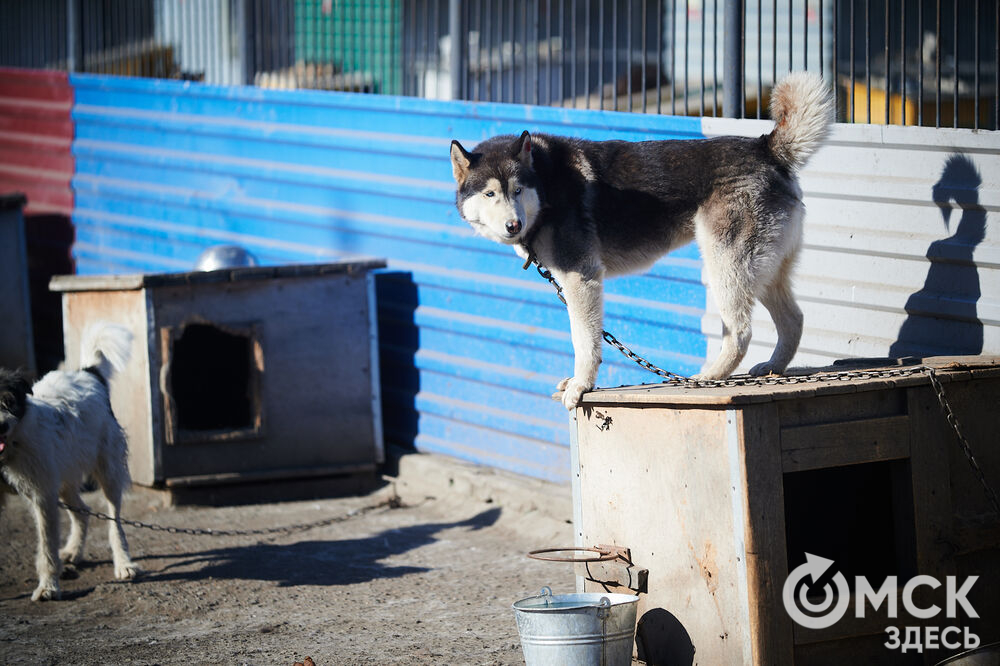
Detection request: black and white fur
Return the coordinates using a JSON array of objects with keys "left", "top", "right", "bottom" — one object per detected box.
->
[
  {"left": 0, "top": 322, "right": 139, "bottom": 600},
  {"left": 450, "top": 72, "right": 833, "bottom": 410}
]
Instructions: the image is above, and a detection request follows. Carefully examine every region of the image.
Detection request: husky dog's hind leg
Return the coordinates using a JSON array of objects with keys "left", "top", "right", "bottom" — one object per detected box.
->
[{"left": 749, "top": 252, "right": 804, "bottom": 376}]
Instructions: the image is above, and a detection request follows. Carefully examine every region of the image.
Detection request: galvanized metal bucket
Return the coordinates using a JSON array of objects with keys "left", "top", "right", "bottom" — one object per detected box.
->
[
  {"left": 934, "top": 642, "right": 1000, "bottom": 666},
  {"left": 512, "top": 586, "right": 640, "bottom": 666}
]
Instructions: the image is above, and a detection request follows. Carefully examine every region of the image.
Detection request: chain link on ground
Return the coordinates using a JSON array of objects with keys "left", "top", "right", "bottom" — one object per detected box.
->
[
  {"left": 530, "top": 257, "right": 1000, "bottom": 514},
  {"left": 58, "top": 495, "right": 401, "bottom": 537}
]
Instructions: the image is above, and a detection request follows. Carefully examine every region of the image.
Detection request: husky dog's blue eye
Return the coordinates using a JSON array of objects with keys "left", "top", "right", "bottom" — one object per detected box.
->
[
  {"left": 514, "top": 187, "right": 522, "bottom": 195},
  {"left": 484, "top": 191, "right": 495, "bottom": 197}
]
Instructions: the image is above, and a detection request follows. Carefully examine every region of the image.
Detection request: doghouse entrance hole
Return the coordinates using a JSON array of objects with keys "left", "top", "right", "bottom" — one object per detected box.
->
[
  {"left": 170, "top": 323, "right": 254, "bottom": 432},
  {"left": 783, "top": 461, "right": 912, "bottom": 591}
]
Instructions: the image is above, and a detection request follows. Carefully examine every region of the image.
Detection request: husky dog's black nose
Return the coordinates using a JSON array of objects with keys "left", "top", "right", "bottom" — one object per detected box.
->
[{"left": 505, "top": 219, "right": 522, "bottom": 235}]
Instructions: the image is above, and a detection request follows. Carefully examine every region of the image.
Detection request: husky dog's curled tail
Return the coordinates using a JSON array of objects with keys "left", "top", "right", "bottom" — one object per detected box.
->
[
  {"left": 767, "top": 72, "right": 834, "bottom": 171},
  {"left": 80, "top": 322, "right": 133, "bottom": 382}
]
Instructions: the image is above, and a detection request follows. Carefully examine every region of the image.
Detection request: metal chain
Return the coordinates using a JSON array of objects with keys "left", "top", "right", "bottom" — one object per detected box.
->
[
  {"left": 530, "top": 258, "right": 999, "bottom": 513},
  {"left": 57, "top": 499, "right": 391, "bottom": 537},
  {"left": 926, "top": 369, "right": 1000, "bottom": 515},
  {"left": 533, "top": 261, "right": 931, "bottom": 388}
]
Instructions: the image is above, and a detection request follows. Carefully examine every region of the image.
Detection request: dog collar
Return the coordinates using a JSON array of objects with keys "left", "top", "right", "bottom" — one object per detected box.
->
[{"left": 518, "top": 217, "right": 548, "bottom": 270}]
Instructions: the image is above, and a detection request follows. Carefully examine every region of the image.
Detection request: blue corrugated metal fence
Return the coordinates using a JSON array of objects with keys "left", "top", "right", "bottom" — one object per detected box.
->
[{"left": 69, "top": 74, "right": 708, "bottom": 482}]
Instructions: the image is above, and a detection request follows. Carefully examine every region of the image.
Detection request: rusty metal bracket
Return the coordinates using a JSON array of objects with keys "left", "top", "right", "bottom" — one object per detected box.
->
[
  {"left": 527, "top": 544, "right": 648, "bottom": 593},
  {"left": 527, "top": 546, "right": 619, "bottom": 563}
]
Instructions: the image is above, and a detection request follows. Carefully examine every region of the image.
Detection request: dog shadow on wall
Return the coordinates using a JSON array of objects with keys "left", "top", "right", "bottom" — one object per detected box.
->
[{"left": 889, "top": 154, "right": 986, "bottom": 358}]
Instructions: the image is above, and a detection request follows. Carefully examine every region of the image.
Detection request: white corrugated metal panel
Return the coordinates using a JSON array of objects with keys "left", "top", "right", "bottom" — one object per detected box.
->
[{"left": 702, "top": 118, "right": 1000, "bottom": 369}]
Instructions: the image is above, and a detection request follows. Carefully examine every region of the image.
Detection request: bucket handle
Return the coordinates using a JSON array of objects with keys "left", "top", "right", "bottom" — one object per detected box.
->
[{"left": 527, "top": 588, "right": 612, "bottom": 616}]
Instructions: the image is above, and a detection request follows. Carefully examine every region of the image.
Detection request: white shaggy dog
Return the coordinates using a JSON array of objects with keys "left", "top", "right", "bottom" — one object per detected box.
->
[{"left": 0, "top": 322, "right": 139, "bottom": 601}]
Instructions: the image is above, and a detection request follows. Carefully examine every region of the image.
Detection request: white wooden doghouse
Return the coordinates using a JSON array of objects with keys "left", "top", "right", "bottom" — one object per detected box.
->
[
  {"left": 572, "top": 357, "right": 1000, "bottom": 666},
  {"left": 51, "top": 260, "right": 386, "bottom": 501}
]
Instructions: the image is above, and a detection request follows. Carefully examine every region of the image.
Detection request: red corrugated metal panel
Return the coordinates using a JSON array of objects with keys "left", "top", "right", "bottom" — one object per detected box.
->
[{"left": 0, "top": 67, "right": 74, "bottom": 217}]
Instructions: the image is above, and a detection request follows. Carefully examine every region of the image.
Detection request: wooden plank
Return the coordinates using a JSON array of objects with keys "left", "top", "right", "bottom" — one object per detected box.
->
[
  {"left": 907, "top": 385, "right": 956, "bottom": 580},
  {"left": 582, "top": 360, "right": 1000, "bottom": 408},
  {"left": 792, "top": 591, "right": 903, "bottom": 645},
  {"left": 737, "top": 403, "right": 795, "bottom": 666},
  {"left": 50, "top": 260, "right": 388, "bottom": 292},
  {"left": 905, "top": 384, "right": 957, "bottom": 665},
  {"left": 51, "top": 273, "right": 147, "bottom": 292},
  {"left": 778, "top": 388, "right": 907, "bottom": 428},
  {"left": 780, "top": 415, "right": 911, "bottom": 472},
  {"left": 61, "top": 289, "right": 155, "bottom": 485},
  {"left": 576, "top": 406, "right": 749, "bottom": 665}
]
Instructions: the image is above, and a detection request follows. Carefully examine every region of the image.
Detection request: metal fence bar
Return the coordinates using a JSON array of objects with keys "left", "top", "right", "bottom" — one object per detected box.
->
[
  {"left": 953, "top": 0, "right": 959, "bottom": 129},
  {"left": 901, "top": 0, "right": 906, "bottom": 126},
  {"left": 697, "top": 0, "right": 702, "bottom": 116},
  {"left": 4, "top": 0, "right": 1000, "bottom": 130},
  {"left": 973, "top": 0, "right": 979, "bottom": 130},
  {"left": 723, "top": 0, "right": 744, "bottom": 118},
  {"left": 712, "top": 0, "right": 717, "bottom": 115},
  {"left": 865, "top": 0, "right": 870, "bottom": 123},
  {"left": 449, "top": 0, "right": 461, "bottom": 100},
  {"left": 756, "top": 0, "right": 762, "bottom": 119},
  {"left": 818, "top": 0, "right": 823, "bottom": 77},
  {"left": 803, "top": 0, "right": 808, "bottom": 70},
  {"left": 832, "top": 0, "right": 837, "bottom": 119},
  {"left": 936, "top": 0, "right": 942, "bottom": 128},
  {"left": 918, "top": 0, "right": 924, "bottom": 126},
  {"left": 772, "top": 0, "right": 777, "bottom": 96},
  {"left": 626, "top": 0, "right": 632, "bottom": 113},
  {"left": 668, "top": 0, "right": 674, "bottom": 115},
  {"left": 884, "top": 0, "right": 889, "bottom": 124},
  {"left": 584, "top": 0, "right": 591, "bottom": 110},
  {"left": 787, "top": 0, "right": 792, "bottom": 71},
  {"left": 686, "top": 0, "right": 693, "bottom": 114},
  {"left": 612, "top": 0, "right": 618, "bottom": 110}
]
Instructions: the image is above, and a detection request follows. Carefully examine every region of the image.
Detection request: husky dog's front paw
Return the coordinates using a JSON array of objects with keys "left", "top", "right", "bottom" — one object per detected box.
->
[
  {"left": 31, "top": 582, "right": 61, "bottom": 601},
  {"left": 749, "top": 361, "right": 780, "bottom": 377},
  {"left": 556, "top": 377, "right": 592, "bottom": 411}
]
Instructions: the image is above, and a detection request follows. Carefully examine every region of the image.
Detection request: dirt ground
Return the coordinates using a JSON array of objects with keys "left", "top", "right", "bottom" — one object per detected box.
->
[{"left": 0, "top": 476, "right": 575, "bottom": 666}]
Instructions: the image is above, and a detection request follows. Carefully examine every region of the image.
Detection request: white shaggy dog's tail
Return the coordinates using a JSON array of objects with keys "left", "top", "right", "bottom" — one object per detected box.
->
[
  {"left": 768, "top": 71, "right": 834, "bottom": 171},
  {"left": 80, "top": 322, "right": 133, "bottom": 382}
]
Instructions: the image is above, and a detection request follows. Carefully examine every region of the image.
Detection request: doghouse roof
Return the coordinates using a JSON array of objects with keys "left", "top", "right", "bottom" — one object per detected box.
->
[{"left": 49, "top": 259, "right": 387, "bottom": 292}]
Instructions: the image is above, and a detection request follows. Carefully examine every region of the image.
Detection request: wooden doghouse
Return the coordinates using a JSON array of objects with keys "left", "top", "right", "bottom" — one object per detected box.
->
[
  {"left": 51, "top": 260, "right": 386, "bottom": 502},
  {"left": 572, "top": 357, "right": 1000, "bottom": 665}
]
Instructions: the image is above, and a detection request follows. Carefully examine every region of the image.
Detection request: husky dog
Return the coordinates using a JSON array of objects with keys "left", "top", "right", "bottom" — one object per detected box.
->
[
  {"left": 450, "top": 72, "right": 833, "bottom": 410},
  {"left": 0, "top": 322, "right": 139, "bottom": 600}
]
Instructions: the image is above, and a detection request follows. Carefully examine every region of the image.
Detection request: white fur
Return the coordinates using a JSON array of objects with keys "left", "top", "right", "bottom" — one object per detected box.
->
[
  {"left": 460, "top": 177, "right": 542, "bottom": 246},
  {"left": 0, "top": 322, "right": 139, "bottom": 601},
  {"left": 549, "top": 262, "right": 605, "bottom": 410},
  {"left": 768, "top": 71, "right": 834, "bottom": 170}
]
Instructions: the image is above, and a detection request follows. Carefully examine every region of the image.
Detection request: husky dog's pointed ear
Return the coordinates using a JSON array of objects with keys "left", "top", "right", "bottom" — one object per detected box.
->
[
  {"left": 514, "top": 130, "right": 533, "bottom": 166},
  {"left": 450, "top": 140, "right": 472, "bottom": 184}
]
